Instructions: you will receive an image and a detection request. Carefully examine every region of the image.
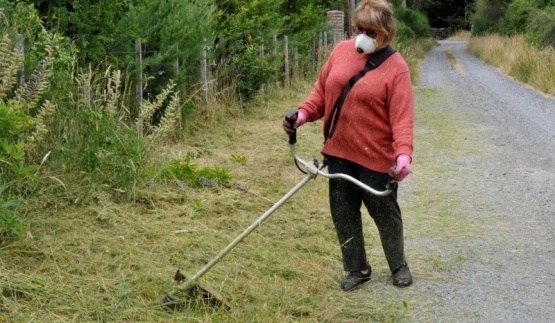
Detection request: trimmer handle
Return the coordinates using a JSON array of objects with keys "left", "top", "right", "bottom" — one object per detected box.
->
[{"left": 284, "top": 109, "right": 298, "bottom": 145}]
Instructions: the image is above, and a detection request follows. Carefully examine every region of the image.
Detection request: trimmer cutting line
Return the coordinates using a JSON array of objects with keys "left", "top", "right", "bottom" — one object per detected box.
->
[{"left": 161, "top": 110, "right": 395, "bottom": 311}]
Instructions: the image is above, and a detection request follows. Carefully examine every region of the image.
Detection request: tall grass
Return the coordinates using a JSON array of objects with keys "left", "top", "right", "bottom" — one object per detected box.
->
[
  {"left": 448, "top": 30, "right": 472, "bottom": 41},
  {"left": 468, "top": 34, "right": 555, "bottom": 96}
]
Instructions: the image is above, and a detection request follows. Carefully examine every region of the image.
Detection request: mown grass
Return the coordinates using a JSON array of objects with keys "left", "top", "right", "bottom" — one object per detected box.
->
[
  {"left": 1, "top": 73, "right": 488, "bottom": 322},
  {"left": 468, "top": 34, "right": 555, "bottom": 97}
]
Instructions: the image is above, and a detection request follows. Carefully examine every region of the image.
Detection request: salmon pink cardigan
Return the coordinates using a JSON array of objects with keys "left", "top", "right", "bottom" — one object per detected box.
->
[{"left": 298, "top": 39, "right": 414, "bottom": 173}]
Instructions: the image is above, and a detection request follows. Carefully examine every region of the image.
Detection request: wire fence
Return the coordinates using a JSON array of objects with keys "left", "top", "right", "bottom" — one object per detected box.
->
[
  {"left": 12, "top": 12, "right": 348, "bottom": 118},
  {"left": 128, "top": 30, "right": 344, "bottom": 115}
]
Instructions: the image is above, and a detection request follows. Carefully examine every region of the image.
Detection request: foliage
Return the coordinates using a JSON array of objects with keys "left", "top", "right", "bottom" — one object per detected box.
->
[
  {"left": 21, "top": 0, "right": 133, "bottom": 66},
  {"left": 161, "top": 154, "right": 231, "bottom": 188},
  {"left": 0, "top": 4, "right": 59, "bottom": 238},
  {"left": 213, "top": 0, "right": 330, "bottom": 102},
  {"left": 514, "top": 1, "right": 555, "bottom": 48},
  {"left": 468, "top": 34, "right": 555, "bottom": 95},
  {"left": 471, "top": 0, "right": 555, "bottom": 49},
  {"left": 0, "top": 11, "right": 57, "bottom": 191},
  {"left": 114, "top": 0, "right": 217, "bottom": 99},
  {"left": 471, "top": 0, "right": 508, "bottom": 35},
  {"left": 212, "top": 0, "right": 285, "bottom": 102},
  {"left": 230, "top": 154, "right": 247, "bottom": 165},
  {"left": 528, "top": 5, "right": 555, "bottom": 48},
  {"left": 499, "top": 0, "right": 542, "bottom": 34},
  {"left": 48, "top": 68, "right": 183, "bottom": 200},
  {"left": 0, "top": 188, "right": 25, "bottom": 240},
  {"left": 395, "top": 21, "right": 417, "bottom": 47},
  {"left": 395, "top": 7, "right": 432, "bottom": 38},
  {"left": 414, "top": 0, "right": 475, "bottom": 29}
]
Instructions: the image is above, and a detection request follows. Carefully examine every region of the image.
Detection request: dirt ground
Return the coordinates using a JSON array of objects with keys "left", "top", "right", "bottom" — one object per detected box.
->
[{"left": 400, "top": 40, "right": 555, "bottom": 322}]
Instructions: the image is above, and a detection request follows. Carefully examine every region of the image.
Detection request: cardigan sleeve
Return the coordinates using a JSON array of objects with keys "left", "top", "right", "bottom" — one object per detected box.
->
[{"left": 388, "top": 69, "right": 414, "bottom": 159}]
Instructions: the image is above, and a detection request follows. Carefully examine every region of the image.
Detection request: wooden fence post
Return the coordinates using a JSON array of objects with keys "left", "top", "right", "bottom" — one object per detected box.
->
[
  {"left": 318, "top": 32, "right": 324, "bottom": 66},
  {"left": 348, "top": 0, "right": 356, "bottom": 37},
  {"left": 201, "top": 44, "right": 208, "bottom": 117},
  {"left": 15, "top": 34, "right": 24, "bottom": 88},
  {"left": 284, "top": 35, "right": 289, "bottom": 87},
  {"left": 294, "top": 47, "right": 299, "bottom": 81},
  {"left": 259, "top": 42, "right": 266, "bottom": 93},
  {"left": 135, "top": 39, "right": 143, "bottom": 109},
  {"left": 173, "top": 45, "right": 179, "bottom": 75},
  {"left": 312, "top": 33, "right": 316, "bottom": 72}
]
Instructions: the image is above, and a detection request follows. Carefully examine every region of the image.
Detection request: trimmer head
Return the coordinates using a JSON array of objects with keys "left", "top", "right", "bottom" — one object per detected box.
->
[{"left": 161, "top": 270, "right": 230, "bottom": 311}]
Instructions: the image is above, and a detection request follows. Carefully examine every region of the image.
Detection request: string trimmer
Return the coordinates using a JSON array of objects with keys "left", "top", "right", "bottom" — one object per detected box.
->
[{"left": 161, "top": 109, "right": 394, "bottom": 311}]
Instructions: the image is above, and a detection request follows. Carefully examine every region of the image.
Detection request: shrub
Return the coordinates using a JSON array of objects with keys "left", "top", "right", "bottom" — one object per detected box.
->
[
  {"left": 526, "top": 5, "right": 555, "bottom": 48},
  {"left": 472, "top": 2, "right": 507, "bottom": 35},
  {"left": 499, "top": 0, "right": 542, "bottom": 35},
  {"left": 395, "top": 21, "right": 416, "bottom": 46},
  {"left": 395, "top": 7, "right": 432, "bottom": 39}
]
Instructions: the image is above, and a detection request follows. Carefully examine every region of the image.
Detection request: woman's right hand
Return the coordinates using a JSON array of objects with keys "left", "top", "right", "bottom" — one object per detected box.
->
[{"left": 282, "top": 110, "right": 307, "bottom": 135}]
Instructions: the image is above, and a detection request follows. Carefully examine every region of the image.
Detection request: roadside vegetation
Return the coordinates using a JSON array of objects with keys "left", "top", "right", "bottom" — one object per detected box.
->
[
  {"left": 468, "top": 0, "right": 555, "bottom": 97},
  {"left": 468, "top": 35, "right": 555, "bottom": 96}
]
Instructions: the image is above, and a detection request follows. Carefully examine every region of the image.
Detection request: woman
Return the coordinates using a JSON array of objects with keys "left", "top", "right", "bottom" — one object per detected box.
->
[{"left": 282, "top": 0, "right": 414, "bottom": 291}]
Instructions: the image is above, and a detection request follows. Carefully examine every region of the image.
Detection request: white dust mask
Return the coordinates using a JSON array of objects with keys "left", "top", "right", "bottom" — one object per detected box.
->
[{"left": 355, "top": 33, "right": 378, "bottom": 55}]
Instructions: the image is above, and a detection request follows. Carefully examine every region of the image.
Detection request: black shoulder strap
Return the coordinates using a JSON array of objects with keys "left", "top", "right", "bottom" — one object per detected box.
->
[{"left": 325, "top": 45, "right": 396, "bottom": 141}]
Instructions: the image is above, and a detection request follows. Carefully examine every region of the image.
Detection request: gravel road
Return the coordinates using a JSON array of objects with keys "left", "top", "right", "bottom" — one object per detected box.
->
[{"left": 408, "top": 40, "right": 555, "bottom": 322}]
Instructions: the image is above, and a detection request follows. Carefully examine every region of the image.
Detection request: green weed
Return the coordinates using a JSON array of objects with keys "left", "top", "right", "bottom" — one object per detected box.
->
[
  {"left": 230, "top": 154, "right": 247, "bottom": 166},
  {"left": 0, "top": 190, "right": 25, "bottom": 240},
  {"left": 161, "top": 155, "right": 231, "bottom": 188},
  {"left": 187, "top": 198, "right": 204, "bottom": 219}
]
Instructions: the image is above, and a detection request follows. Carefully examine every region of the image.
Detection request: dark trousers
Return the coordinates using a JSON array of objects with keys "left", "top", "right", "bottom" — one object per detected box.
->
[{"left": 327, "top": 156, "right": 406, "bottom": 273}]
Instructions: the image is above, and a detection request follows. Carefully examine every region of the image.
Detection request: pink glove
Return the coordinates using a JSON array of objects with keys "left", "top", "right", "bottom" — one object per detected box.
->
[
  {"left": 282, "top": 110, "right": 307, "bottom": 135},
  {"left": 389, "top": 154, "right": 411, "bottom": 182}
]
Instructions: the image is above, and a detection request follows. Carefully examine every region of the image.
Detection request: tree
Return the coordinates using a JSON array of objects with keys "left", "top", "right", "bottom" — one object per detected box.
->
[
  {"left": 22, "top": 0, "right": 132, "bottom": 66},
  {"left": 213, "top": 0, "right": 330, "bottom": 102},
  {"left": 420, "top": 0, "right": 475, "bottom": 29},
  {"left": 116, "top": 0, "right": 217, "bottom": 98},
  {"left": 471, "top": 0, "right": 509, "bottom": 35}
]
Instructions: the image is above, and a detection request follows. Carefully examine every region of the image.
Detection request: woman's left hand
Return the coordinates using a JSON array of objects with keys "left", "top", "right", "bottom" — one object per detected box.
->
[{"left": 390, "top": 154, "right": 411, "bottom": 181}]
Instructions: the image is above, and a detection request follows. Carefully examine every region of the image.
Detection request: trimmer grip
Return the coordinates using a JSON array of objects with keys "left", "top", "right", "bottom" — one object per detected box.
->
[{"left": 285, "top": 109, "right": 298, "bottom": 145}]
